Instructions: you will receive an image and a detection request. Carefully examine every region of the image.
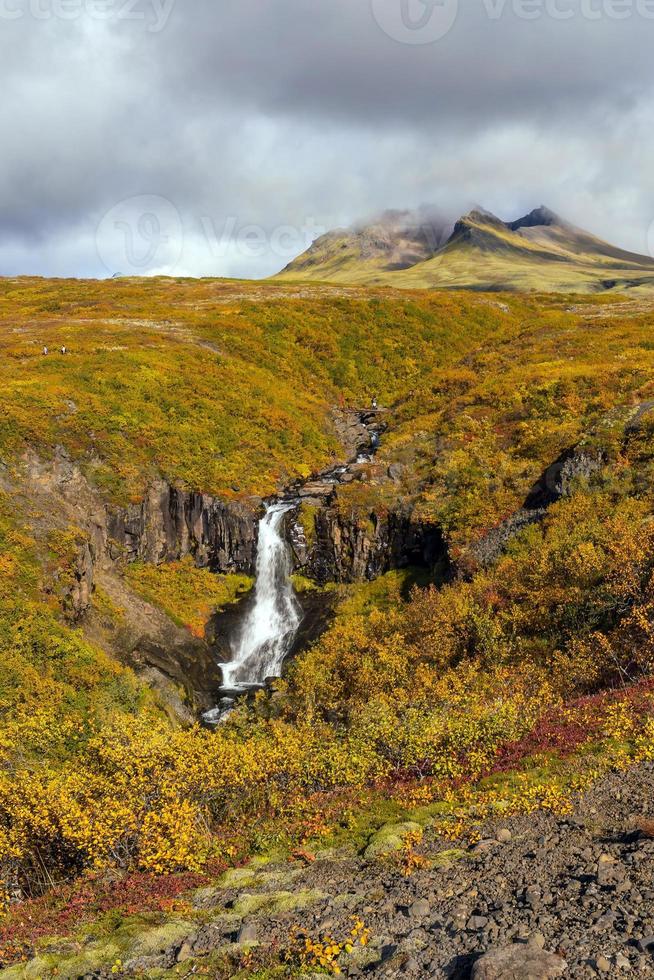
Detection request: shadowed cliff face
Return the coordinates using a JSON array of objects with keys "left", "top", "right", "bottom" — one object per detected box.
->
[
  {"left": 102, "top": 480, "right": 445, "bottom": 587},
  {"left": 280, "top": 408, "right": 447, "bottom": 584},
  {"left": 105, "top": 482, "right": 259, "bottom": 574},
  {"left": 25, "top": 441, "right": 444, "bottom": 629},
  {"left": 288, "top": 504, "right": 445, "bottom": 585}
]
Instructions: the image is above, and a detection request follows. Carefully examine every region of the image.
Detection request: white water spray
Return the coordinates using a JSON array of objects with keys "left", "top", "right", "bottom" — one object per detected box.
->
[{"left": 221, "top": 503, "right": 302, "bottom": 691}]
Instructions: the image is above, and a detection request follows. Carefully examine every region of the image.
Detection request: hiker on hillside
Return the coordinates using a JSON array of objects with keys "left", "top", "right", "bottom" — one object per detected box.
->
[
  {"left": 61, "top": 345, "right": 67, "bottom": 355},
  {"left": 372, "top": 395, "right": 378, "bottom": 410},
  {"left": 42, "top": 346, "right": 48, "bottom": 355}
]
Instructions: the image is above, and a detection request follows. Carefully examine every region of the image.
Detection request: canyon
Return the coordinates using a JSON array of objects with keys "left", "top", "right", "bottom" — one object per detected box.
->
[{"left": 11, "top": 407, "right": 443, "bottom": 718}]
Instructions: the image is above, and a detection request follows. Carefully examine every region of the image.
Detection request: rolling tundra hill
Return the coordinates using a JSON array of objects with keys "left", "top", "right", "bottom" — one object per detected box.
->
[{"left": 278, "top": 205, "right": 654, "bottom": 294}]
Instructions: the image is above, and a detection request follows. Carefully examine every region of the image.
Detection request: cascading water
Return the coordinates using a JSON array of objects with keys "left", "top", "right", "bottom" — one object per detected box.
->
[{"left": 221, "top": 502, "right": 302, "bottom": 691}]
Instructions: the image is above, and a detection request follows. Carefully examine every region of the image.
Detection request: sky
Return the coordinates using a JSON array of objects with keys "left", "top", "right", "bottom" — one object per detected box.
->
[{"left": 2, "top": 0, "right": 654, "bottom": 279}]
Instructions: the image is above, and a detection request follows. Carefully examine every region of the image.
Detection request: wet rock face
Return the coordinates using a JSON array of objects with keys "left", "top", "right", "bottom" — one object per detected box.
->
[
  {"left": 105, "top": 480, "right": 259, "bottom": 573},
  {"left": 207, "top": 587, "right": 337, "bottom": 668},
  {"left": 280, "top": 407, "right": 447, "bottom": 584}
]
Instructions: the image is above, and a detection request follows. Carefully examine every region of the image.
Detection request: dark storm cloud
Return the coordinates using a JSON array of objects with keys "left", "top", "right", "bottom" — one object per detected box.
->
[
  {"left": 0, "top": 0, "right": 653, "bottom": 276},
  {"left": 156, "top": 0, "right": 652, "bottom": 128}
]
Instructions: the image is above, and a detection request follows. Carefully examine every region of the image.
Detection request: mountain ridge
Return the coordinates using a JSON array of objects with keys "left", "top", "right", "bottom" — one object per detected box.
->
[{"left": 277, "top": 204, "right": 654, "bottom": 293}]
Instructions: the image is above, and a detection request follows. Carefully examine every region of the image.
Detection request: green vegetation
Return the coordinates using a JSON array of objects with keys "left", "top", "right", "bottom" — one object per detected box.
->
[
  {"left": 125, "top": 559, "right": 252, "bottom": 636},
  {"left": 0, "top": 276, "right": 516, "bottom": 502},
  {"left": 2, "top": 278, "right": 654, "bottom": 966},
  {"left": 0, "top": 492, "right": 161, "bottom": 773}
]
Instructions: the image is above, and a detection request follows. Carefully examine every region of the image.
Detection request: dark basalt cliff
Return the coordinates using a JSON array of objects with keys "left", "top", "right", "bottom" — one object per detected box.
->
[
  {"left": 103, "top": 477, "right": 443, "bottom": 586},
  {"left": 288, "top": 503, "right": 444, "bottom": 584},
  {"left": 24, "top": 408, "right": 446, "bottom": 630},
  {"left": 105, "top": 481, "right": 259, "bottom": 573},
  {"left": 100, "top": 408, "right": 444, "bottom": 588}
]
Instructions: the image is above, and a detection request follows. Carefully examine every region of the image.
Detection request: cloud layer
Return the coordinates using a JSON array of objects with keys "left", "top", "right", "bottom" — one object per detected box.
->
[{"left": 2, "top": 0, "right": 654, "bottom": 277}]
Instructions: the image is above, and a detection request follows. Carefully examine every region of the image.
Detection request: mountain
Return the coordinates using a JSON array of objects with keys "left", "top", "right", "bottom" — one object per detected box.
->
[
  {"left": 277, "top": 206, "right": 452, "bottom": 282},
  {"left": 277, "top": 205, "right": 654, "bottom": 293}
]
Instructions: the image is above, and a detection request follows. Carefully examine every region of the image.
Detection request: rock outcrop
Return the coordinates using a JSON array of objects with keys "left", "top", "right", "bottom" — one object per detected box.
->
[
  {"left": 23, "top": 448, "right": 260, "bottom": 577},
  {"left": 469, "top": 443, "right": 607, "bottom": 569},
  {"left": 289, "top": 502, "right": 444, "bottom": 584},
  {"left": 472, "top": 946, "right": 567, "bottom": 979},
  {"left": 470, "top": 401, "right": 654, "bottom": 570},
  {"left": 66, "top": 539, "right": 95, "bottom": 618},
  {"left": 105, "top": 481, "right": 259, "bottom": 572},
  {"left": 22, "top": 406, "right": 444, "bottom": 597}
]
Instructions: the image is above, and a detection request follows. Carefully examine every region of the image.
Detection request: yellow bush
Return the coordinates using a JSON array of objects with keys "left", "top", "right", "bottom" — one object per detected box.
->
[
  {"left": 635, "top": 719, "right": 654, "bottom": 762},
  {"left": 139, "top": 798, "right": 210, "bottom": 874}
]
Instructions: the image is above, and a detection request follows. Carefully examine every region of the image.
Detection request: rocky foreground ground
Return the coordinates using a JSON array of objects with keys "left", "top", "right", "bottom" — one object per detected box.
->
[
  {"left": 8, "top": 764, "right": 654, "bottom": 979},
  {"left": 228, "top": 763, "right": 654, "bottom": 978}
]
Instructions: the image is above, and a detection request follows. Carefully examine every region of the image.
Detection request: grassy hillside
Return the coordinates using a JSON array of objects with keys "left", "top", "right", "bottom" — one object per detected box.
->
[
  {"left": 2, "top": 279, "right": 654, "bottom": 970},
  {"left": 0, "top": 276, "right": 516, "bottom": 502}
]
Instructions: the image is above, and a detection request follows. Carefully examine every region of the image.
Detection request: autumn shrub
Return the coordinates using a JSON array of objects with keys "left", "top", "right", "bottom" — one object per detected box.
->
[
  {"left": 4, "top": 282, "right": 654, "bottom": 904},
  {"left": 125, "top": 558, "right": 252, "bottom": 635},
  {"left": 0, "top": 657, "right": 555, "bottom": 891},
  {"left": 3, "top": 479, "right": 654, "bottom": 897},
  {"left": 286, "top": 916, "right": 370, "bottom": 975}
]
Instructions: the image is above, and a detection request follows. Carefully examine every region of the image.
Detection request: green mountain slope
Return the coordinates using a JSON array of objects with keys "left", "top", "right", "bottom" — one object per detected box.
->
[{"left": 277, "top": 205, "right": 654, "bottom": 294}]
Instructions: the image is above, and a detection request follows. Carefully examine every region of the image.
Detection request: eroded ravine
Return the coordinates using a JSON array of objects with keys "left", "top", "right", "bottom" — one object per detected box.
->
[
  {"left": 14, "top": 407, "right": 443, "bottom": 722},
  {"left": 204, "top": 408, "right": 388, "bottom": 721}
]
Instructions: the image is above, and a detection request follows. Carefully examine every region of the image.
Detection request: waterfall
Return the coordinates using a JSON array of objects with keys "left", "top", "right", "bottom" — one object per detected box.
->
[{"left": 221, "top": 502, "right": 302, "bottom": 691}]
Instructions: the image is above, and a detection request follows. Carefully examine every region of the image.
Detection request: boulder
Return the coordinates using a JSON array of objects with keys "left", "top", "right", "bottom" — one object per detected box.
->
[
  {"left": 364, "top": 821, "right": 423, "bottom": 860},
  {"left": 472, "top": 946, "right": 567, "bottom": 979}
]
